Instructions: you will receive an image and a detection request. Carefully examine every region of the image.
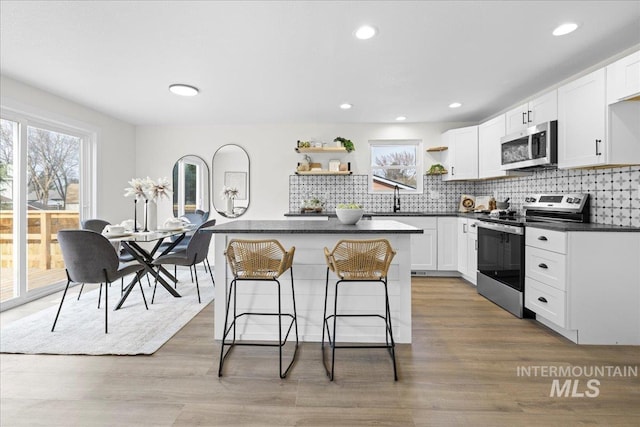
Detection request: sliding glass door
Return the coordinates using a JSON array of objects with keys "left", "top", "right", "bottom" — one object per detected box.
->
[{"left": 0, "top": 114, "right": 92, "bottom": 307}]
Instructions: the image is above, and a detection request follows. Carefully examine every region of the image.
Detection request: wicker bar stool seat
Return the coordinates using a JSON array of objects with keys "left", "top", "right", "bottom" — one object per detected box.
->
[
  {"left": 323, "top": 238, "right": 398, "bottom": 381},
  {"left": 218, "top": 239, "right": 299, "bottom": 378}
]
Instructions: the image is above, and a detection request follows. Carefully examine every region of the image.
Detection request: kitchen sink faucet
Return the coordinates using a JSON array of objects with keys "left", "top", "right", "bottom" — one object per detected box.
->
[{"left": 393, "top": 185, "right": 401, "bottom": 212}]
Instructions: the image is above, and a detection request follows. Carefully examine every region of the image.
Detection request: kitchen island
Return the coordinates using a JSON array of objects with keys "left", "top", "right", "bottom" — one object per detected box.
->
[{"left": 204, "top": 219, "right": 423, "bottom": 343}]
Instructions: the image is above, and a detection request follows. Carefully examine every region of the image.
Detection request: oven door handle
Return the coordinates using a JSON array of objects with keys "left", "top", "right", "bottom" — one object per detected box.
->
[{"left": 477, "top": 221, "right": 524, "bottom": 235}]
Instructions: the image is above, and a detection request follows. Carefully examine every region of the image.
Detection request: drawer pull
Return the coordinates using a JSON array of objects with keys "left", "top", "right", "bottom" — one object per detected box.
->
[
  {"left": 538, "top": 263, "right": 548, "bottom": 269},
  {"left": 538, "top": 297, "right": 548, "bottom": 303},
  {"left": 537, "top": 236, "right": 548, "bottom": 241}
]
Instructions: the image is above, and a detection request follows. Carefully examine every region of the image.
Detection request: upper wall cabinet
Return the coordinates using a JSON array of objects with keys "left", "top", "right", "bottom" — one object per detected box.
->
[
  {"left": 558, "top": 68, "right": 640, "bottom": 169},
  {"left": 505, "top": 90, "right": 558, "bottom": 134},
  {"left": 606, "top": 50, "right": 640, "bottom": 104},
  {"left": 442, "top": 125, "right": 478, "bottom": 181},
  {"left": 478, "top": 115, "right": 528, "bottom": 179}
]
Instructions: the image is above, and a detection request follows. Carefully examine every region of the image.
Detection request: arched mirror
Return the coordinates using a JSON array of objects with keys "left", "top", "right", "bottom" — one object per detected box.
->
[
  {"left": 213, "top": 144, "right": 250, "bottom": 218},
  {"left": 172, "top": 155, "right": 210, "bottom": 218}
]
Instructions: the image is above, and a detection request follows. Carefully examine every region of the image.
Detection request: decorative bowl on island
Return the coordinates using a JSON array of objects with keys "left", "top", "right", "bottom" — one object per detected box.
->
[{"left": 335, "top": 203, "right": 364, "bottom": 225}]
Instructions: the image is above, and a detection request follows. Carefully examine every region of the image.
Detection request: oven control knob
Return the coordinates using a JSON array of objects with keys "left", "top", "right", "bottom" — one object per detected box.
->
[
  {"left": 573, "top": 197, "right": 581, "bottom": 204},
  {"left": 566, "top": 197, "right": 573, "bottom": 203},
  {"left": 526, "top": 197, "right": 536, "bottom": 203}
]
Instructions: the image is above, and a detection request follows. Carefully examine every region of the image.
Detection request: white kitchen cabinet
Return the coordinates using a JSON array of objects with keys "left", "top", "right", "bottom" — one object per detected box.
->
[
  {"left": 437, "top": 217, "right": 457, "bottom": 271},
  {"left": 525, "top": 227, "right": 640, "bottom": 345},
  {"left": 505, "top": 90, "right": 557, "bottom": 134},
  {"left": 606, "top": 50, "right": 640, "bottom": 104},
  {"left": 442, "top": 126, "right": 478, "bottom": 181},
  {"left": 478, "top": 114, "right": 528, "bottom": 179},
  {"left": 381, "top": 216, "right": 437, "bottom": 272},
  {"left": 456, "top": 217, "right": 478, "bottom": 284},
  {"left": 558, "top": 68, "right": 640, "bottom": 169},
  {"left": 557, "top": 69, "right": 607, "bottom": 168}
]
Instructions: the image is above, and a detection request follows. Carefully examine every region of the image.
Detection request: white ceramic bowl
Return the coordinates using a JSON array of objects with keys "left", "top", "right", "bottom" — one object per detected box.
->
[{"left": 335, "top": 208, "right": 364, "bottom": 225}]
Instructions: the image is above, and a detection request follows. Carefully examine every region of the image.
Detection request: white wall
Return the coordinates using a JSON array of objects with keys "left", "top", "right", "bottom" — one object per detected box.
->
[
  {"left": 135, "top": 122, "right": 472, "bottom": 222},
  {"left": 0, "top": 76, "right": 137, "bottom": 224}
]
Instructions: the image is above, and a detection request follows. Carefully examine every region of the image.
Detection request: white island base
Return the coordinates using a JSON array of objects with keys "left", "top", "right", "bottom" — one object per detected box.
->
[{"left": 208, "top": 220, "right": 421, "bottom": 344}]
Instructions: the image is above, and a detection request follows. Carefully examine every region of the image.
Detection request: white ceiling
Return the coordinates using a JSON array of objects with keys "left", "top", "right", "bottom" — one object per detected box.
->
[{"left": 1, "top": 1, "right": 639, "bottom": 126}]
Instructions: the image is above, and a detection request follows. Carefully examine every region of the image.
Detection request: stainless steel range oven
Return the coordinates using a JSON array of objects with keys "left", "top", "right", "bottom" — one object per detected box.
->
[{"left": 476, "top": 193, "right": 590, "bottom": 318}]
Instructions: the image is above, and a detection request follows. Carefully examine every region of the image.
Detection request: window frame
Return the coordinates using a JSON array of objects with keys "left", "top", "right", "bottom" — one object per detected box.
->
[{"left": 368, "top": 139, "right": 423, "bottom": 194}]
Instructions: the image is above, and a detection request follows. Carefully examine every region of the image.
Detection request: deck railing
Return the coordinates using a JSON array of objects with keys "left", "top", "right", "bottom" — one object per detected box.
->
[{"left": 0, "top": 210, "right": 80, "bottom": 269}]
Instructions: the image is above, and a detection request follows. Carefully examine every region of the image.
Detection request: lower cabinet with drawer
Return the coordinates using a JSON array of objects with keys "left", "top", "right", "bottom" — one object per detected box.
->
[{"left": 525, "top": 227, "right": 640, "bottom": 345}]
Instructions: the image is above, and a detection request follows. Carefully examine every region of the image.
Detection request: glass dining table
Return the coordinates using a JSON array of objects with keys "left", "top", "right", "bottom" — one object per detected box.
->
[{"left": 107, "top": 227, "right": 193, "bottom": 310}]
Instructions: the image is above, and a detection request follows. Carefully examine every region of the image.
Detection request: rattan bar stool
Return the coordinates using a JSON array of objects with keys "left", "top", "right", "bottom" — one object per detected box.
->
[
  {"left": 218, "top": 239, "right": 299, "bottom": 378},
  {"left": 322, "top": 238, "right": 398, "bottom": 381}
]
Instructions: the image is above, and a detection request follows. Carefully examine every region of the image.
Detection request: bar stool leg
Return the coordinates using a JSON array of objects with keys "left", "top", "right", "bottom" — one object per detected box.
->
[
  {"left": 218, "top": 277, "right": 236, "bottom": 377},
  {"left": 321, "top": 267, "right": 330, "bottom": 378},
  {"left": 383, "top": 279, "right": 398, "bottom": 381}
]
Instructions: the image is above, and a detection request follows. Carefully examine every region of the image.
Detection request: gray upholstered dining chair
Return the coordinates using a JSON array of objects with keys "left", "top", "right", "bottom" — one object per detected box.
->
[
  {"left": 80, "top": 218, "right": 149, "bottom": 300},
  {"left": 151, "top": 219, "right": 216, "bottom": 304},
  {"left": 53, "top": 229, "right": 148, "bottom": 334}
]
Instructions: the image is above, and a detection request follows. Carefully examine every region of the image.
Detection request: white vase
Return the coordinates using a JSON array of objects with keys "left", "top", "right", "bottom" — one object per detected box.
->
[
  {"left": 144, "top": 200, "right": 157, "bottom": 231},
  {"left": 225, "top": 197, "right": 234, "bottom": 216}
]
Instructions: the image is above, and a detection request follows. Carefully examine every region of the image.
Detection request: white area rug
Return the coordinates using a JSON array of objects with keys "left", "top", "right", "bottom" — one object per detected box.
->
[{"left": 0, "top": 272, "right": 214, "bottom": 355}]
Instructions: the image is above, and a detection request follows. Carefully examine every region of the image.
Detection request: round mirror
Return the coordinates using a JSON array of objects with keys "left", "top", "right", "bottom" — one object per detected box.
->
[
  {"left": 212, "top": 144, "right": 250, "bottom": 218},
  {"left": 172, "top": 155, "right": 210, "bottom": 218}
]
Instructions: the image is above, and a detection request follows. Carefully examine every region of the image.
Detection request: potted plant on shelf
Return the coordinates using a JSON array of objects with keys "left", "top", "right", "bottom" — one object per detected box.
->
[{"left": 334, "top": 137, "right": 355, "bottom": 152}]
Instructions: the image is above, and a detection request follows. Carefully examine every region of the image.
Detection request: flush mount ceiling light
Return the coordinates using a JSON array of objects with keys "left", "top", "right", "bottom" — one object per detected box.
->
[
  {"left": 449, "top": 102, "right": 462, "bottom": 109},
  {"left": 354, "top": 25, "right": 377, "bottom": 40},
  {"left": 340, "top": 103, "right": 353, "bottom": 110},
  {"left": 168, "top": 84, "right": 199, "bottom": 96},
  {"left": 395, "top": 116, "right": 407, "bottom": 121},
  {"left": 553, "top": 22, "right": 579, "bottom": 36}
]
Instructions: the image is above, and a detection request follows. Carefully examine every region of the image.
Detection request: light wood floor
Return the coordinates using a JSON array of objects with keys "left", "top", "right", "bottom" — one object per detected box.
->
[{"left": 1, "top": 277, "right": 639, "bottom": 426}]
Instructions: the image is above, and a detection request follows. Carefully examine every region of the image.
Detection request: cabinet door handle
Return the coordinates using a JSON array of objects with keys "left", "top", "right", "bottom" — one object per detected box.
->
[
  {"left": 527, "top": 110, "right": 532, "bottom": 123},
  {"left": 463, "top": 223, "right": 467, "bottom": 233},
  {"left": 538, "top": 263, "right": 548, "bottom": 269},
  {"left": 475, "top": 239, "right": 478, "bottom": 251},
  {"left": 538, "top": 297, "right": 548, "bottom": 303},
  {"left": 537, "top": 236, "right": 548, "bottom": 241},
  {"left": 451, "top": 166, "right": 454, "bottom": 175},
  {"left": 470, "top": 223, "right": 476, "bottom": 228},
  {"left": 595, "top": 139, "right": 602, "bottom": 156},
  {"left": 522, "top": 112, "right": 527, "bottom": 125}
]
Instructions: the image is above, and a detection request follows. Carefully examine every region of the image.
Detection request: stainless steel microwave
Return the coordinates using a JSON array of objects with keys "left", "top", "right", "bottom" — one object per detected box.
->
[{"left": 500, "top": 121, "right": 557, "bottom": 170}]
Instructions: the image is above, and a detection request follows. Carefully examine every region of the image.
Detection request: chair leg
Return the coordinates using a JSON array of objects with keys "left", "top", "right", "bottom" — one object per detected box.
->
[
  {"left": 189, "top": 265, "right": 194, "bottom": 283},
  {"left": 383, "top": 279, "right": 398, "bottom": 381},
  {"left": 194, "top": 264, "right": 201, "bottom": 303},
  {"left": 51, "top": 279, "right": 71, "bottom": 332},
  {"left": 104, "top": 279, "right": 109, "bottom": 334},
  {"left": 321, "top": 267, "right": 330, "bottom": 378},
  {"left": 77, "top": 283, "right": 85, "bottom": 300},
  {"left": 98, "top": 283, "right": 103, "bottom": 309},
  {"left": 330, "top": 280, "right": 340, "bottom": 381},
  {"left": 174, "top": 265, "right": 177, "bottom": 287},
  {"left": 205, "top": 257, "right": 215, "bottom": 286}
]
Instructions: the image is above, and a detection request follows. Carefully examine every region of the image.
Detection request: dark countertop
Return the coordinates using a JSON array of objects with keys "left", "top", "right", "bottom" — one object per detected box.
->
[
  {"left": 284, "top": 211, "right": 459, "bottom": 217},
  {"left": 202, "top": 219, "right": 424, "bottom": 234}
]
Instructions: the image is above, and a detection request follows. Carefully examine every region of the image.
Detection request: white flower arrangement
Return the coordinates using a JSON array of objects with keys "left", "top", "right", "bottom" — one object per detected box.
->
[
  {"left": 221, "top": 186, "right": 239, "bottom": 200},
  {"left": 125, "top": 177, "right": 172, "bottom": 201}
]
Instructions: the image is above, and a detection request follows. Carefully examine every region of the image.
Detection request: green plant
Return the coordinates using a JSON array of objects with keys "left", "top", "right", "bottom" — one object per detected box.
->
[
  {"left": 334, "top": 136, "right": 355, "bottom": 152},
  {"left": 336, "top": 203, "right": 362, "bottom": 209},
  {"left": 427, "top": 163, "right": 446, "bottom": 174}
]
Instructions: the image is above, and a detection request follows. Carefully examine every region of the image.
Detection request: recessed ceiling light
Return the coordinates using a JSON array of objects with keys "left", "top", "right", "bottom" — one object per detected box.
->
[
  {"left": 449, "top": 102, "right": 462, "bottom": 109},
  {"left": 552, "top": 22, "right": 579, "bottom": 36},
  {"left": 354, "top": 25, "right": 377, "bottom": 40},
  {"left": 340, "top": 103, "right": 353, "bottom": 110},
  {"left": 395, "top": 116, "right": 407, "bottom": 121},
  {"left": 169, "top": 84, "right": 199, "bottom": 96}
]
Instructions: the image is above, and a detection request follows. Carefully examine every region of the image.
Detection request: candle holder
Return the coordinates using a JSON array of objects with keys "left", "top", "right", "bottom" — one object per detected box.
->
[
  {"left": 143, "top": 199, "right": 149, "bottom": 232},
  {"left": 133, "top": 198, "right": 139, "bottom": 232}
]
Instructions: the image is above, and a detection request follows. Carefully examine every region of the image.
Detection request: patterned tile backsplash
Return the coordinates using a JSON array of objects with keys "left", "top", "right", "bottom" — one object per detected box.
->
[{"left": 289, "top": 166, "right": 640, "bottom": 227}]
